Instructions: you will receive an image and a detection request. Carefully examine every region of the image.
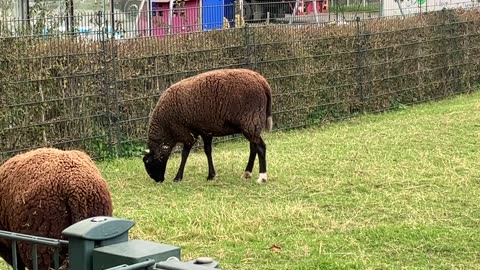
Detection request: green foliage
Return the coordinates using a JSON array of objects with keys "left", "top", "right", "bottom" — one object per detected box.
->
[{"left": 119, "top": 141, "right": 148, "bottom": 158}]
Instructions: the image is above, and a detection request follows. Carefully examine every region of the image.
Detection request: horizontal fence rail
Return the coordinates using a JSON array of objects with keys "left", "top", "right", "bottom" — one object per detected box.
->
[
  {"left": 104, "top": 259, "right": 156, "bottom": 270},
  {"left": 0, "top": 7, "right": 480, "bottom": 162},
  {"left": 0, "top": 230, "right": 69, "bottom": 270}
]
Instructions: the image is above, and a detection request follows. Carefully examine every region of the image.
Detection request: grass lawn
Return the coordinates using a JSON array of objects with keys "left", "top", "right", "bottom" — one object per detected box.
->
[
  {"left": 1, "top": 90, "right": 480, "bottom": 269},
  {"left": 100, "top": 91, "right": 480, "bottom": 269}
]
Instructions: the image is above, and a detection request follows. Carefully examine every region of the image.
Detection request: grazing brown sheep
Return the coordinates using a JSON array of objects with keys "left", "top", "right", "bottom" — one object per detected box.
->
[
  {"left": 0, "top": 147, "right": 113, "bottom": 270},
  {"left": 143, "top": 68, "right": 273, "bottom": 184}
]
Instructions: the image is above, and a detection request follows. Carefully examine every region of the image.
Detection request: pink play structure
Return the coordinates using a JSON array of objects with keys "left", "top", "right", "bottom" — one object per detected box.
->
[{"left": 136, "top": 0, "right": 200, "bottom": 37}]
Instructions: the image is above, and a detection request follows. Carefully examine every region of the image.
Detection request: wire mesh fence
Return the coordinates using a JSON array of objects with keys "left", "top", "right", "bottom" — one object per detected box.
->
[{"left": 1, "top": 8, "right": 479, "bottom": 162}]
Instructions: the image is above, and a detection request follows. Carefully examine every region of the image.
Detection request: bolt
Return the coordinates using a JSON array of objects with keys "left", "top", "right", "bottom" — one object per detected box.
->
[{"left": 195, "top": 257, "right": 214, "bottom": 264}]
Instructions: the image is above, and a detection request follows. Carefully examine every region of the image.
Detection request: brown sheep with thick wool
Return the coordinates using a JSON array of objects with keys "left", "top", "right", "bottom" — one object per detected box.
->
[
  {"left": 143, "top": 68, "right": 273, "bottom": 184},
  {"left": 0, "top": 147, "right": 113, "bottom": 270}
]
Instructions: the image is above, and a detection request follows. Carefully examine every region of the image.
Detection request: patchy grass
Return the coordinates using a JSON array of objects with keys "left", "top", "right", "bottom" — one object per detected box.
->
[{"left": 1, "top": 90, "right": 480, "bottom": 269}]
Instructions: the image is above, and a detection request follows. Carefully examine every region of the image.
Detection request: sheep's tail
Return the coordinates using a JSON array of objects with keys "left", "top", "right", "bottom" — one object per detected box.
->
[
  {"left": 66, "top": 186, "right": 113, "bottom": 226},
  {"left": 265, "top": 81, "right": 273, "bottom": 132},
  {"left": 63, "top": 153, "right": 113, "bottom": 224}
]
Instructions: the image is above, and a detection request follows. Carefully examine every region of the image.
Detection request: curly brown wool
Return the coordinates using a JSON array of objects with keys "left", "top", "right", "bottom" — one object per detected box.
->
[
  {"left": 0, "top": 147, "right": 113, "bottom": 270},
  {"left": 143, "top": 68, "right": 273, "bottom": 184}
]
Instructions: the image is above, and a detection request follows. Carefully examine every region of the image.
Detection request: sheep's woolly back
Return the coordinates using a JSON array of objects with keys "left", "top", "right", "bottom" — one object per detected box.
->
[
  {"left": 147, "top": 68, "right": 273, "bottom": 150},
  {"left": 0, "top": 147, "right": 113, "bottom": 270}
]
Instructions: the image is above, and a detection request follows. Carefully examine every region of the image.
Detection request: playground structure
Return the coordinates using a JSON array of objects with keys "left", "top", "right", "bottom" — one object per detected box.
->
[
  {"left": 135, "top": 0, "right": 242, "bottom": 37},
  {"left": 8, "top": 0, "right": 332, "bottom": 38},
  {"left": 135, "top": 0, "right": 328, "bottom": 37},
  {"left": 290, "top": 0, "right": 328, "bottom": 16},
  {"left": 136, "top": 0, "right": 200, "bottom": 36}
]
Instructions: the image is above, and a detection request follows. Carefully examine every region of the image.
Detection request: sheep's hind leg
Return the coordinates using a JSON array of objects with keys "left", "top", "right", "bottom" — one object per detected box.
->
[
  {"left": 242, "top": 142, "right": 256, "bottom": 179},
  {"left": 174, "top": 143, "right": 193, "bottom": 182},
  {"left": 254, "top": 137, "right": 268, "bottom": 184},
  {"left": 202, "top": 135, "right": 216, "bottom": 180},
  {"left": 243, "top": 131, "right": 267, "bottom": 184}
]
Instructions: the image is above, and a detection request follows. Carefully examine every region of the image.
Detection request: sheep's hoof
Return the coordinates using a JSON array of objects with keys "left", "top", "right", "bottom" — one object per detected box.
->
[
  {"left": 256, "top": 173, "right": 267, "bottom": 184},
  {"left": 173, "top": 178, "right": 183, "bottom": 183},
  {"left": 207, "top": 174, "right": 216, "bottom": 180},
  {"left": 241, "top": 171, "right": 252, "bottom": 179}
]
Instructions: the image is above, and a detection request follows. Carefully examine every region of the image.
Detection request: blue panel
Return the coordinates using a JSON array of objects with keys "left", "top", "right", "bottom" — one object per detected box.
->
[
  {"left": 202, "top": 0, "right": 224, "bottom": 30},
  {"left": 223, "top": 0, "right": 235, "bottom": 27},
  {"left": 152, "top": 2, "right": 159, "bottom": 17}
]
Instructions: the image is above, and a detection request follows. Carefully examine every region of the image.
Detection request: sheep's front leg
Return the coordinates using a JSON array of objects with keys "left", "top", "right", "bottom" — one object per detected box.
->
[
  {"left": 174, "top": 143, "right": 193, "bottom": 182},
  {"left": 242, "top": 142, "right": 257, "bottom": 179},
  {"left": 202, "top": 135, "right": 216, "bottom": 180}
]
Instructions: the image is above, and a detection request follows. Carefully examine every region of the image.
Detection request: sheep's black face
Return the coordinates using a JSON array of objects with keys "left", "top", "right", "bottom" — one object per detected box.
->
[{"left": 143, "top": 149, "right": 167, "bottom": 183}]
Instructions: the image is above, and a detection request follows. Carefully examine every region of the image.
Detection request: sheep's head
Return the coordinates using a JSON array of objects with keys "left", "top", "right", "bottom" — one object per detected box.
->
[{"left": 143, "top": 144, "right": 172, "bottom": 183}]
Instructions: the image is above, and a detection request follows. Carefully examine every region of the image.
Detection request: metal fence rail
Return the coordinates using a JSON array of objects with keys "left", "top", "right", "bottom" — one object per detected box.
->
[
  {"left": 0, "top": 230, "right": 159, "bottom": 270},
  {"left": 104, "top": 259, "right": 156, "bottom": 270},
  {"left": 0, "top": 216, "right": 222, "bottom": 270},
  {"left": 0, "top": 230, "right": 69, "bottom": 270}
]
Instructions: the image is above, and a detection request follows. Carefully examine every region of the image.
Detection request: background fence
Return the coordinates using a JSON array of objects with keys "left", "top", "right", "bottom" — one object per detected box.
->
[
  {"left": 4, "top": 0, "right": 480, "bottom": 40},
  {"left": 1, "top": 8, "right": 480, "bottom": 162}
]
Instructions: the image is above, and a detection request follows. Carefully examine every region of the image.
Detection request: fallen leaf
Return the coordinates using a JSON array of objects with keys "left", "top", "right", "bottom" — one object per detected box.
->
[{"left": 269, "top": 244, "right": 282, "bottom": 253}]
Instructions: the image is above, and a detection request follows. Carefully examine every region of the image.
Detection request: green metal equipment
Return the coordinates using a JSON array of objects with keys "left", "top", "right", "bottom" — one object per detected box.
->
[{"left": 62, "top": 216, "right": 221, "bottom": 270}]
